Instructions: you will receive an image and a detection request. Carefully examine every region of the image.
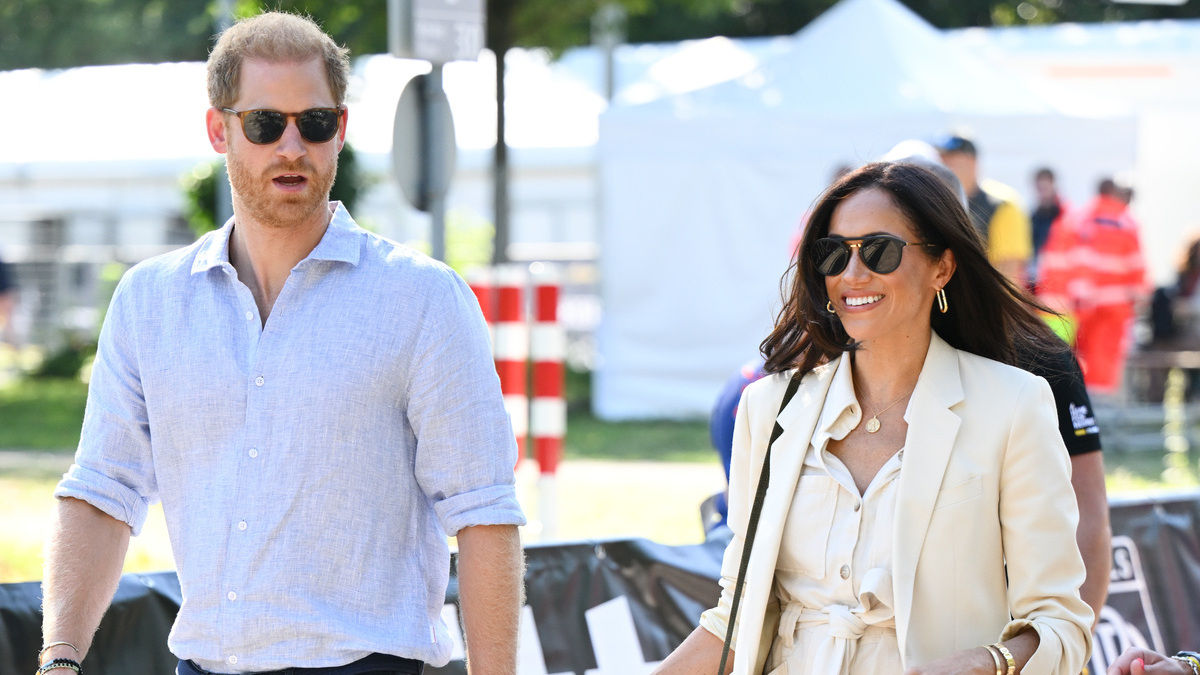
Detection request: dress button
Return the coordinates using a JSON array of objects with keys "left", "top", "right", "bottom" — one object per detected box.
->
[
  {"left": 853, "top": 502, "right": 861, "bottom": 512},
  {"left": 249, "top": 448, "right": 258, "bottom": 458},
  {"left": 238, "top": 521, "right": 247, "bottom": 531},
  {"left": 255, "top": 376, "right": 264, "bottom": 386},
  {"left": 839, "top": 565, "right": 850, "bottom": 580}
]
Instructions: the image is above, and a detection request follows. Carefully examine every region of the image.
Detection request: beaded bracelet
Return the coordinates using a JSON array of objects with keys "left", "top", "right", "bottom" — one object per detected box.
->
[
  {"left": 1173, "top": 653, "right": 1200, "bottom": 675},
  {"left": 36, "top": 658, "right": 83, "bottom": 675}
]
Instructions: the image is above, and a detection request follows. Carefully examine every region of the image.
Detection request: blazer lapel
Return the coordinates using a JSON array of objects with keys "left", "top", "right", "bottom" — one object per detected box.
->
[
  {"left": 891, "top": 333, "right": 964, "bottom": 662},
  {"left": 734, "top": 359, "right": 840, "bottom": 675}
]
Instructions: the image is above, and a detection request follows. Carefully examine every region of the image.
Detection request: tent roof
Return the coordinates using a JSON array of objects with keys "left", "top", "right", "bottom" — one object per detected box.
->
[
  {"left": 613, "top": 0, "right": 1064, "bottom": 119},
  {"left": 0, "top": 50, "right": 608, "bottom": 167}
]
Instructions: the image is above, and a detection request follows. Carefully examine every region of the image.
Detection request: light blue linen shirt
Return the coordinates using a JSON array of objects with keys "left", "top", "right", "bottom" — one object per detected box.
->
[{"left": 55, "top": 203, "right": 525, "bottom": 672}]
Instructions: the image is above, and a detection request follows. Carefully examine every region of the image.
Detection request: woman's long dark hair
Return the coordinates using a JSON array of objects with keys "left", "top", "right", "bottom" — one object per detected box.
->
[{"left": 761, "top": 161, "right": 1066, "bottom": 375}]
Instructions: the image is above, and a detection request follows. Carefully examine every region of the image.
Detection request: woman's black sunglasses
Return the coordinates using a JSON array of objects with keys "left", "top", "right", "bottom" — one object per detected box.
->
[
  {"left": 222, "top": 107, "right": 345, "bottom": 145},
  {"left": 811, "top": 235, "right": 941, "bottom": 276}
]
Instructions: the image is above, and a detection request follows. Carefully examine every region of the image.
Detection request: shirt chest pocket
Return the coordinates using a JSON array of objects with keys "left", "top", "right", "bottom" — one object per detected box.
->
[{"left": 776, "top": 474, "right": 839, "bottom": 579}]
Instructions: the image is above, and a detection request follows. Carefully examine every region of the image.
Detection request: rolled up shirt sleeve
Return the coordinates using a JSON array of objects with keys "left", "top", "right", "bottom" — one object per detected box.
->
[
  {"left": 407, "top": 267, "right": 525, "bottom": 536},
  {"left": 55, "top": 272, "right": 158, "bottom": 535}
]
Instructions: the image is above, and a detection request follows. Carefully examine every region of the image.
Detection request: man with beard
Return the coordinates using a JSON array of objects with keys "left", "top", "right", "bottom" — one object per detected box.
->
[{"left": 38, "top": 12, "right": 525, "bottom": 675}]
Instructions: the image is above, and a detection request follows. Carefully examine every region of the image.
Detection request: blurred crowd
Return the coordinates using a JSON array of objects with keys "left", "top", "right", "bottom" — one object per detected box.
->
[{"left": 933, "top": 133, "right": 1148, "bottom": 400}]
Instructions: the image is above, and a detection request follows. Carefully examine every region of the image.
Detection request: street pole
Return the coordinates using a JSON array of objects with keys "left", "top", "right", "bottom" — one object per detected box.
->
[{"left": 424, "top": 64, "right": 447, "bottom": 262}]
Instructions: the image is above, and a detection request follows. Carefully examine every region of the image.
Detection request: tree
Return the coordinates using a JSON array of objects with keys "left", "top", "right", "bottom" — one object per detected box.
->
[
  {"left": 6, "top": 0, "right": 1200, "bottom": 262},
  {"left": 7, "top": 0, "right": 1200, "bottom": 71}
]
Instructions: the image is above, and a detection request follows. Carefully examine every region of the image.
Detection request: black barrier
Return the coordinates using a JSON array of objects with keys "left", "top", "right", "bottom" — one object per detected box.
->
[{"left": 3, "top": 494, "right": 1199, "bottom": 675}]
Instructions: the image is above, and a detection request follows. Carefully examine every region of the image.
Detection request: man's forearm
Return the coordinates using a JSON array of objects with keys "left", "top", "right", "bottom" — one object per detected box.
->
[
  {"left": 456, "top": 524, "right": 524, "bottom": 675},
  {"left": 41, "top": 496, "right": 132, "bottom": 662}
]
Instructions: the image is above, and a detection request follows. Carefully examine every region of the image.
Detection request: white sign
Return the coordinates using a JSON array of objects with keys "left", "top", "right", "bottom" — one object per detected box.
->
[{"left": 389, "top": 0, "right": 486, "bottom": 64}]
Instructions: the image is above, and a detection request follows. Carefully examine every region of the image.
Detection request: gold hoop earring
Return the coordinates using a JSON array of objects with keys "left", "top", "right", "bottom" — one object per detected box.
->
[
  {"left": 827, "top": 300, "right": 836, "bottom": 314},
  {"left": 936, "top": 287, "right": 949, "bottom": 314}
]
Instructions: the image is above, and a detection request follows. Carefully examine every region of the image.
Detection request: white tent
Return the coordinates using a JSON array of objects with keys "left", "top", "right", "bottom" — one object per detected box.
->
[{"left": 594, "top": 0, "right": 1138, "bottom": 419}]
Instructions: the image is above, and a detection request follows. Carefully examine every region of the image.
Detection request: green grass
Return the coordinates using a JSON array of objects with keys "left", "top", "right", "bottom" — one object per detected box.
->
[
  {"left": 564, "top": 411, "right": 713, "bottom": 462},
  {"left": 4, "top": 366, "right": 1200, "bottom": 584},
  {"left": 562, "top": 366, "right": 715, "bottom": 463},
  {"left": 0, "top": 378, "right": 87, "bottom": 449}
]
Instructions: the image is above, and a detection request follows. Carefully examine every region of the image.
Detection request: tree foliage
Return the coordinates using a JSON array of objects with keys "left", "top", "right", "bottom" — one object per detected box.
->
[{"left": 5, "top": 0, "right": 1200, "bottom": 72}]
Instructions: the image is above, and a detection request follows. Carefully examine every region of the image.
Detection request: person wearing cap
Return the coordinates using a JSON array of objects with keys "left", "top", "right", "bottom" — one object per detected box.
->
[
  {"left": 936, "top": 134, "right": 1034, "bottom": 287},
  {"left": 1038, "top": 177, "right": 1148, "bottom": 395}
]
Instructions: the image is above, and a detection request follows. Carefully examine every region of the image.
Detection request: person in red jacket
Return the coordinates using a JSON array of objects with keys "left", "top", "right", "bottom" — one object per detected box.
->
[{"left": 1038, "top": 177, "right": 1148, "bottom": 395}]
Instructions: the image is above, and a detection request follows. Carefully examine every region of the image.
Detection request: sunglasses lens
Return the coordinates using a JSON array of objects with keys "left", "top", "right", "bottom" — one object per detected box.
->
[
  {"left": 242, "top": 111, "right": 286, "bottom": 144},
  {"left": 860, "top": 237, "right": 905, "bottom": 274},
  {"left": 298, "top": 109, "right": 340, "bottom": 143},
  {"left": 813, "top": 239, "right": 851, "bottom": 276}
]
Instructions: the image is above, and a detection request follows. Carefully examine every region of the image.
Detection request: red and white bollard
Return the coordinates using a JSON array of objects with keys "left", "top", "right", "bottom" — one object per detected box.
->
[
  {"left": 530, "top": 263, "right": 566, "bottom": 539},
  {"left": 492, "top": 264, "right": 529, "bottom": 463},
  {"left": 466, "top": 267, "right": 496, "bottom": 347},
  {"left": 468, "top": 263, "right": 566, "bottom": 539}
]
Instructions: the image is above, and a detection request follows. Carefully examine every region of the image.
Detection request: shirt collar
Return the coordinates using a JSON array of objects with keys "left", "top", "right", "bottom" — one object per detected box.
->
[
  {"left": 810, "top": 351, "right": 863, "bottom": 453},
  {"left": 191, "top": 201, "right": 361, "bottom": 275}
]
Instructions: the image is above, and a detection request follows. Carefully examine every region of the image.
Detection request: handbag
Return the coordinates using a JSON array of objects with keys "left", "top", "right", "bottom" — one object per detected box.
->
[{"left": 717, "top": 371, "right": 802, "bottom": 675}]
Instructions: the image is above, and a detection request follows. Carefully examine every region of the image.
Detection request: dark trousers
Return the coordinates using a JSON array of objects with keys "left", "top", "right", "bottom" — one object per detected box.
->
[{"left": 177, "top": 652, "right": 423, "bottom": 675}]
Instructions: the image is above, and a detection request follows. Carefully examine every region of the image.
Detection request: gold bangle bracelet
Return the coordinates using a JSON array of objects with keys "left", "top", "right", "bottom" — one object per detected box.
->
[
  {"left": 984, "top": 644, "right": 1005, "bottom": 675},
  {"left": 990, "top": 643, "right": 1016, "bottom": 675}
]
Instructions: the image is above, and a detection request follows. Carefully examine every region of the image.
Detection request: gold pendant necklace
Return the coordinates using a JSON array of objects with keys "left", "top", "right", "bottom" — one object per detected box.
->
[{"left": 863, "top": 389, "right": 913, "bottom": 434}]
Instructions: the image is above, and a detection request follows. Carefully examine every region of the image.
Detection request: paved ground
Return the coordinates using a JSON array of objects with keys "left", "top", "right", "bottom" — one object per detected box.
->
[
  {"left": 0, "top": 451, "right": 727, "bottom": 547},
  {"left": 0, "top": 449, "right": 73, "bottom": 475}
]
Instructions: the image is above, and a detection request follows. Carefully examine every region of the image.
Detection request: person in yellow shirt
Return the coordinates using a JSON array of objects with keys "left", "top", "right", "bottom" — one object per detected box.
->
[{"left": 936, "top": 134, "right": 1034, "bottom": 286}]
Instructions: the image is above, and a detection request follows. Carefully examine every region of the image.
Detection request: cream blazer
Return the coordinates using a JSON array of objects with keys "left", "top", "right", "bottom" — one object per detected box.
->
[{"left": 702, "top": 333, "right": 1093, "bottom": 675}]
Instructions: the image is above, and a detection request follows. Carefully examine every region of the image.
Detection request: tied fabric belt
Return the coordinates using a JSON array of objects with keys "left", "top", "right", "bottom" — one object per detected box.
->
[
  {"left": 777, "top": 568, "right": 896, "bottom": 675},
  {"left": 179, "top": 652, "right": 423, "bottom": 675}
]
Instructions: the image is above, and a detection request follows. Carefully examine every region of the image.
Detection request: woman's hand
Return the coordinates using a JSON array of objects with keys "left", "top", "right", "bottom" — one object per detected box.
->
[
  {"left": 1108, "top": 649, "right": 1194, "bottom": 675},
  {"left": 903, "top": 646, "right": 995, "bottom": 675}
]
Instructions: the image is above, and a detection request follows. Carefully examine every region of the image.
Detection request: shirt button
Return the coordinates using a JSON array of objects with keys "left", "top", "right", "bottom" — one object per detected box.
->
[
  {"left": 228, "top": 591, "right": 237, "bottom": 601},
  {"left": 840, "top": 565, "right": 851, "bottom": 580},
  {"left": 249, "top": 448, "right": 258, "bottom": 458},
  {"left": 228, "top": 656, "right": 238, "bottom": 665},
  {"left": 255, "top": 376, "right": 264, "bottom": 386},
  {"left": 238, "top": 521, "right": 247, "bottom": 531},
  {"left": 245, "top": 311, "right": 253, "bottom": 321}
]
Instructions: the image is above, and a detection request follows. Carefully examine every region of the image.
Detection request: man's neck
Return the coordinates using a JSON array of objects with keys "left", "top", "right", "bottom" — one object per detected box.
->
[{"left": 228, "top": 205, "right": 332, "bottom": 324}]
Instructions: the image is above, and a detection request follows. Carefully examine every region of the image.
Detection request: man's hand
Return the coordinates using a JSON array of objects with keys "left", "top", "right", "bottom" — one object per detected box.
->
[{"left": 1108, "top": 649, "right": 1194, "bottom": 675}]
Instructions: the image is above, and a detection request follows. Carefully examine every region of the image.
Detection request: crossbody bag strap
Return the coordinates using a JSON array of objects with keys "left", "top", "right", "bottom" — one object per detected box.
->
[{"left": 717, "top": 371, "right": 802, "bottom": 675}]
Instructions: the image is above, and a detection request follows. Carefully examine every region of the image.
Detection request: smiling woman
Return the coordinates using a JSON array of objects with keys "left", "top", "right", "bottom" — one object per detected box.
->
[{"left": 652, "top": 162, "right": 1093, "bottom": 675}]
